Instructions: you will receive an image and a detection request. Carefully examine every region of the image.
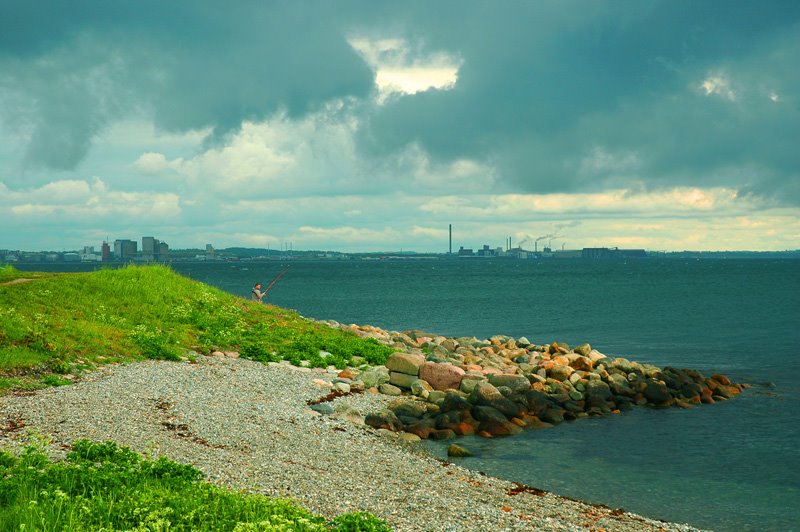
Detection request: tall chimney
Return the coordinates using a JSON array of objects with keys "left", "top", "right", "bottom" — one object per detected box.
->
[{"left": 449, "top": 224, "right": 452, "bottom": 254}]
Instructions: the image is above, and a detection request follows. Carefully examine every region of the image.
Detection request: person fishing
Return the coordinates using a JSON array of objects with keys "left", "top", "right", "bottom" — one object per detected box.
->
[
  {"left": 251, "top": 282, "right": 265, "bottom": 302},
  {"left": 251, "top": 267, "right": 289, "bottom": 303}
]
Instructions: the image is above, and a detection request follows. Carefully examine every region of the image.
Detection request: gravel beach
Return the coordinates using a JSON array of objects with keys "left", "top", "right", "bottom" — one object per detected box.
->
[{"left": 0, "top": 356, "right": 703, "bottom": 531}]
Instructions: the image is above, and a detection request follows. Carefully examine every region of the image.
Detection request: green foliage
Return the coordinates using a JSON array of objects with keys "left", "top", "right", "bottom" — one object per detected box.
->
[
  {"left": 128, "top": 324, "right": 182, "bottom": 361},
  {"left": 0, "top": 265, "right": 394, "bottom": 392},
  {"left": 0, "top": 439, "right": 389, "bottom": 531},
  {"left": 40, "top": 374, "right": 71, "bottom": 387},
  {"left": 0, "top": 264, "right": 21, "bottom": 283},
  {"left": 330, "top": 512, "right": 393, "bottom": 531}
]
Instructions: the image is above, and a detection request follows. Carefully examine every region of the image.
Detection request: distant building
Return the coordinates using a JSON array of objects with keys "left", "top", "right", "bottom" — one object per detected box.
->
[
  {"left": 80, "top": 246, "right": 102, "bottom": 262},
  {"left": 582, "top": 247, "right": 647, "bottom": 259},
  {"left": 101, "top": 241, "right": 111, "bottom": 261},
  {"left": 114, "top": 239, "right": 137, "bottom": 261},
  {"left": 158, "top": 241, "right": 169, "bottom": 260},
  {"left": 553, "top": 249, "right": 582, "bottom": 259},
  {"left": 142, "top": 236, "right": 158, "bottom": 262},
  {"left": 457, "top": 246, "right": 474, "bottom": 257},
  {"left": 476, "top": 245, "right": 495, "bottom": 257}
]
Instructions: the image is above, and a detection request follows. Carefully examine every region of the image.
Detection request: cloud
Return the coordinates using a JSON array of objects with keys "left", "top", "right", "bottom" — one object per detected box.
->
[
  {"left": 349, "top": 37, "right": 461, "bottom": 103},
  {"left": 417, "top": 187, "right": 752, "bottom": 220},
  {"left": 1, "top": 1, "right": 799, "bottom": 252},
  {"left": 699, "top": 74, "right": 737, "bottom": 101},
  {"left": 1, "top": 176, "right": 180, "bottom": 222},
  {"left": 134, "top": 152, "right": 170, "bottom": 174},
  {"left": 0, "top": 0, "right": 374, "bottom": 175}
]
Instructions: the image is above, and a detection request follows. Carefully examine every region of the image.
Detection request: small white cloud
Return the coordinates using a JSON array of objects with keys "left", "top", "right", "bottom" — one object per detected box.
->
[
  {"left": 134, "top": 152, "right": 169, "bottom": 173},
  {"left": 699, "top": 74, "right": 736, "bottom": 101},
  {"left": 769, "top": 91, "right": 780, "bottom": 102}
]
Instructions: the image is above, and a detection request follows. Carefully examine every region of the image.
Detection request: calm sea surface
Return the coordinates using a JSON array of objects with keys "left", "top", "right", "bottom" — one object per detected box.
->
[{"left": 17, "top": 258, "right": 800, "bottom": 530}]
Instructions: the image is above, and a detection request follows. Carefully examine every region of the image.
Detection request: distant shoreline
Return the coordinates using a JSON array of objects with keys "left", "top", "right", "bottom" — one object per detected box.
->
[{"left": 5, "top": 250, "right": 800, "bottom": 267}]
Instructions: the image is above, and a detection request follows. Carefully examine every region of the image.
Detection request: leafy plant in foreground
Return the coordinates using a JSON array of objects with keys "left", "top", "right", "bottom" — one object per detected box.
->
[{"left": 0, "top": 439, "right": 391, "bottom": 531}]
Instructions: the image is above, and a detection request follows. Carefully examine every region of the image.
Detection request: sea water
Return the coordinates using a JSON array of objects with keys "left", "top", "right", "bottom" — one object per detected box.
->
[{"left": 17, "top": 259, "right": 800, "bottom": 530}]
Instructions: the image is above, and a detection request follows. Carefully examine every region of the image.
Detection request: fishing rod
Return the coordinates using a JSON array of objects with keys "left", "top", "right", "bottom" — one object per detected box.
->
[{"left": 263, "top": 266, "right": 290, "bottom": 297}]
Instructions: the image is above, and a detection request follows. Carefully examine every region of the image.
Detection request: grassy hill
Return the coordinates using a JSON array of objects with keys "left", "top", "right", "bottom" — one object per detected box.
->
[
  {"left": 0, "top": 264, "right": 393, "bottom": 393},
  {"left": 0, "top": 264, "right": 394, "bottom": 530}
]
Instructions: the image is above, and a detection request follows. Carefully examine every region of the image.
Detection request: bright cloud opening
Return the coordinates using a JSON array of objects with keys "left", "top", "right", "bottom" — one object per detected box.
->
[{"left": 349, "top": 37, "right": 461, "bottom": 103}]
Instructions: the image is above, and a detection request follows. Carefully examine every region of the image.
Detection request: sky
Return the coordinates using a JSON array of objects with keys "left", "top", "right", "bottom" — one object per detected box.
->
[{"left": 1, "top": 0, "right": 799, "bottom": 253}]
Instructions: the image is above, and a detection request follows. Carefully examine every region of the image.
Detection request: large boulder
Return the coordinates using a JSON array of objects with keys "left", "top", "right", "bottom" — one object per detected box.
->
[
  {"left": 386, "top": 352, "right": 426, "bottom": 375},
  {"left": 357, "top": 366, "right": 390, "bottom": 389},
  {"left": 644, "top": 379, "right": 673, "bottom": 405},
  {"left": 488, "top": 374, "right": 531, "bottom": 394},
  {"left": 440, "top": 392, "right": 473, "bottom": 413},
  {"left": 524, "top": 389, "right": 556, "bottom": 415},
  {"left": 440, "top": 338, "right": 459, "bottom": 352},
  {"left": 584, "top": 381, "right": 613, "bottom": 408},
  {"left": 469, "top": 382, "right": 522, "bottom": 419},
  {"left": 567, "top": 354, "right": 593, "bottom": 372},
  {"left": 410, "top": 379, "right": 433, "bottom": 398},
  {"left": 403, "top": 417, "right": 437, "bottom": 439},
  {"left": 472, "top": 406, "right": 522, "bottom": 436},
  {"left": 390, "top": 399, "right": 429, "bottom": 419},
  {"left": 549, "top": 365, "right": 574, "bottom": 382},
  {"left": 389, "top": 371, "right": 420, "bottom": 389},
  {"left": 459, "top": 374, "right": 484, "bottom": 394},
  {"left": 588, "top": 350, "right": 607, "bottom": 364},
  {"left": 365, "top": 409, "right": 403, "bottom": 431},
  {"left": 435, "top": 410, "right": 462, "bottom": 430},
  {"left": 419, "top": 362, "right": 465, "bottom": 391},
  {"left": 538, "top": 407, "right": 565, "bottom": 425},
  {"left": 469, "top": 381, "right": 504, "bottom": 404},
  {"left": 379, "top": 383, "right": 403, "bottom": 396}
]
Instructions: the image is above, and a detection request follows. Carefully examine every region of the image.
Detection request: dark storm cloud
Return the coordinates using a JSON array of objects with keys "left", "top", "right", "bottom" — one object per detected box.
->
[
  {"left": 1, "top": 0, "right": 798, "bottom": 203},
  {"left": 0, "top": 0, "right": 373, "bottom": 172},
  {"left": 360, "top": 0, "right": 800, "bottom": 202}
]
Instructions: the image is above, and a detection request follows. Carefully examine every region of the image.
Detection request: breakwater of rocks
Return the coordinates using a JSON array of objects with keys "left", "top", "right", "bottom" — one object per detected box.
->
[{"left": 313, "top": 321, "right": 746, "bottom": 446}]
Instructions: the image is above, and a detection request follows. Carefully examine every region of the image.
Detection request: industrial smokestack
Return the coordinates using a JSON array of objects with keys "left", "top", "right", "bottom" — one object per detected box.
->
[{"left": 449, "top": 224, "right": 452, "bottom": 254}]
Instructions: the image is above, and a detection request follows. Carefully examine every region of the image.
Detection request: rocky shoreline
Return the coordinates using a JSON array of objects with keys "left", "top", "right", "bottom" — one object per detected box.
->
[
  {"left": 0, "top": 318, "right": 742, "bottom": 530},
  {"left": 314, "top": 321, "right": 745, "bottom": 447}
]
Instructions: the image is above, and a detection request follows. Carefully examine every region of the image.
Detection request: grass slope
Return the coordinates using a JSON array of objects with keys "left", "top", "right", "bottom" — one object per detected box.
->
[
  {"left": 0, "top": 264, "right": 394, "bottom": 530},
  {"left": 0, "top": 264, "right": 394, "bottom": 392}
]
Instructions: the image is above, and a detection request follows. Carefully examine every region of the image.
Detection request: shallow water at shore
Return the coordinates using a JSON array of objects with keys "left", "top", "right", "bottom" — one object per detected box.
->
[{"left": 16, "top": 258, "right": 800, "bottom": 530}]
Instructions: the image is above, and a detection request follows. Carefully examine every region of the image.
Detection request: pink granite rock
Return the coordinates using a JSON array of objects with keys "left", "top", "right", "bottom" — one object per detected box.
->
[{"left": 419, "top": 362, "right": 465, "bottom": 391}]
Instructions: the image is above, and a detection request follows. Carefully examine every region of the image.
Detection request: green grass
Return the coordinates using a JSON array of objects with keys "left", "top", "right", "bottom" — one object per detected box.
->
[
  {"left": 0, "top": 438, "right": 390, "bottom": 531},
  {"left": 0, "top": 265, "right": 396, "bottom": 529},
  {"left": 0, "top": 264, "right": 394, "bottom": 391}
]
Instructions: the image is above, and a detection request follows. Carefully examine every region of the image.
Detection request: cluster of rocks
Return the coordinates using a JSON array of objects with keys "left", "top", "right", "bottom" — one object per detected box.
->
[{"left": 317, "top": 322, "right": 746, "bottom": 441}]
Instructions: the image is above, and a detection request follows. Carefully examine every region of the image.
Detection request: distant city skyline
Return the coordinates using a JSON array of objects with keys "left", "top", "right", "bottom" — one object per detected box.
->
[{"left": 1, "top": 2, "right": 799, "bottom": 252}]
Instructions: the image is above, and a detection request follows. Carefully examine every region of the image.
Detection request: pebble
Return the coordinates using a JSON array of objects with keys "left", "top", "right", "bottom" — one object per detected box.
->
[{"left": 0, "top": 356, "right": 704, "bottom": 531}]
